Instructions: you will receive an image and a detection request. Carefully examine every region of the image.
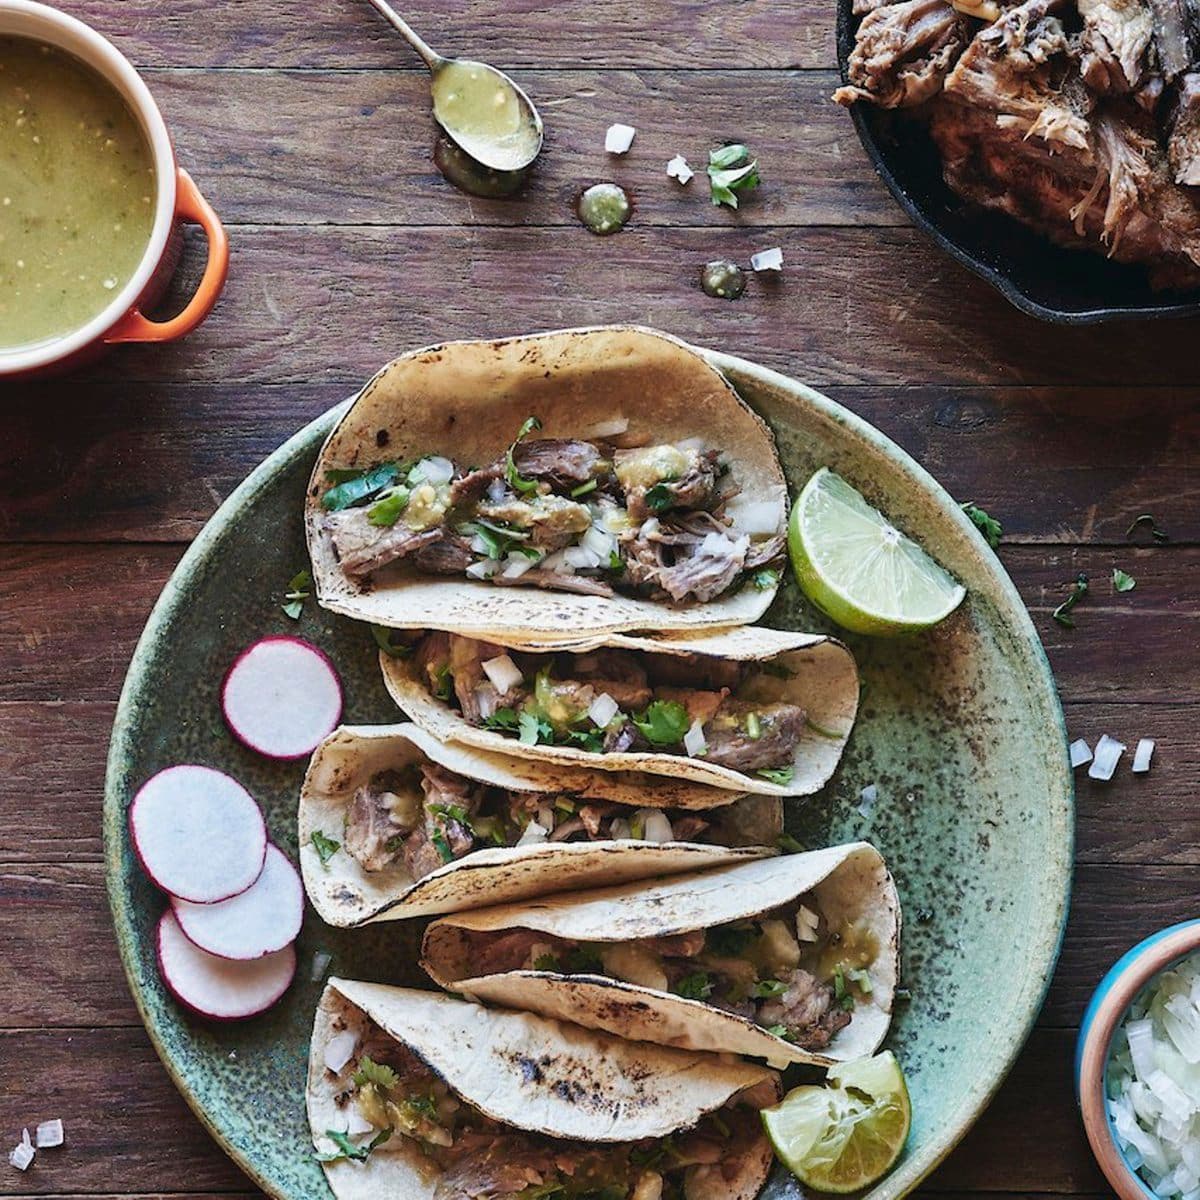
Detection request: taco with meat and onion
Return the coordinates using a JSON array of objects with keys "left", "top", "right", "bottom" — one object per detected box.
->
[
  {"left": 421, "top": 845, "right": 900, "bottom": 1069},
  {"left": 308, "top": 979, "right": 781, "bottom": 1200},
  {"left": 299, "top": 722, "right": 780, "bottom": 926},
  {"left": 305, "top": 326, "right": 788, "bottom": 645},
  {"left": 379, "top": 624, "right": 859, "bottom": 797}
]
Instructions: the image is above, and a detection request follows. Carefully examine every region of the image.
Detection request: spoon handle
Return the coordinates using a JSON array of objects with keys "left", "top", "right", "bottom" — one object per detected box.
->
[{"left": 362, "top": 0, "right": 440, "bottom": 68}]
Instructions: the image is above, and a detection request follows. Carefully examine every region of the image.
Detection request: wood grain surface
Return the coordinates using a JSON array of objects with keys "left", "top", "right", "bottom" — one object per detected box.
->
[{"left": 2, "top": 0, "right": 1199, "bottom": 1197}]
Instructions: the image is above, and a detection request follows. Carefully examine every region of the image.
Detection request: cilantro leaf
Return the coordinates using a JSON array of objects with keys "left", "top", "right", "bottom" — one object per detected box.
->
[
  {"left": 1112, "top": 568, "right": 1136, "bottom": 593},
  {"left": 753, "top": 978, "right": 788, "bottom": 998},
  {"left": 644, "top": 482, "right": 676, "bottom": 513},
  {"left": 352, "top": 1056, "right": 399, "bottom": 1090},
  {"left": 706, "top": 923, "right": 755, "bottom": 956},
  {"left": 764, "top": 1024, "right": 796, "bottom": 1041},
  {"left": 832, "top": 967, "right": 856, "bottom": 1012},
  {"left": 751, "top": 568, "right": 779, "bottom": 591},
  {"left": 431, "top": 830, "right": 455, "bottom": 863},
  {"left": 632, "top": 700, "right": 690, "bottom": 747},
  {"left": 1126, "top": 514, "right": 1168, "bottom": 542},
  {"left": 310, "top": 830, "right": 340, "bottom": 866},
  {"left": 371, "top": 624, "right": 411, "bottom": 658},
  {"left": 532, "top": 953, "right": 562, "bottom": 972},
  {"left": 366, "top": 486, "right": 411, "bottom": 527},
  {"left": 317, "top": 1127, "right": 392, "bottom": 1163},
  {"left": 505, "top": 415, "right": 543, "bottom": 495},
  {"left": 519, "top": 709, "right": 554, "bottom": 746},
  {"left": 673, "top": 972, "right": 714, "bottom": 1000},
  {"left": 281, "top": 569, "right": 312, "bottom": 621},
  {"left": 755, "top": 765, "right": 795, "bottom": 786},
  {"left": 561, "top": 946, "right": 604, "bottom": 974},
  {"left": 707, "top": 144, "right": 761, "bottom": 209},
  {"left": 321, "top": 463, "right": 400, "bottom": 511},
  {"left": 484, "top": 707, "right": 521, "bottom": 732},
  {"left": 1052, "top": 572, "right": 1089, "bottom": 628},
  {"left": 960, "top": 501, "right": 1002, "bottom": 549}
]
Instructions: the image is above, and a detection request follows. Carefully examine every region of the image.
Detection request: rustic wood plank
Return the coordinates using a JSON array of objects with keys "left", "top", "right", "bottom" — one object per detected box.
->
[
  {"left": 59, "top": 1, "right": 834, "bottom": 70},
  {"left": 0, "top": 1021, "right": 1099, "bottom": 1195},
  {"left": 25, "top": 227, "right": 1200, "bottom": 389},
  {"left": 2, "top": 383, "right": 1197, "bottom": 545},
  {"left": 1, "top": 697, "right": 1191, "bottom": 868},
  {"left": 4, "top": 545, "right": 1197, "bottom": 703},
  {"left": 144, "top": 69, "right": 895, "bottom": 229}
]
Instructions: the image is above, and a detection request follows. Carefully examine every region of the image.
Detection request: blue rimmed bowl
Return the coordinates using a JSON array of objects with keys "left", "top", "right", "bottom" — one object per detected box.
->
[{"left": 1076, "top": 919, "right": 1200, "bottom": 1199}]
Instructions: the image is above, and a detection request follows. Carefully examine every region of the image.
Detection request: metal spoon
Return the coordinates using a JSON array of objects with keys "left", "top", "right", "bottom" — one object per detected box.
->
[{"left": 363, "top": 0, "right": 544, "bottom": 173}]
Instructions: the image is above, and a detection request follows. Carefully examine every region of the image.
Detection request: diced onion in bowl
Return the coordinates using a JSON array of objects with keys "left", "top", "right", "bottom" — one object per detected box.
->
[
  {"left": 482, "top": 654, "right": 523, "bottom": 694},
  {"left": 683, "top": 720, "right": 707, "bottom": 758},
  {"left": 516, "top": 821, "right": 549, "bottom": 847},
  {"left": 411, "top": 456, "right": 454, "bottom": 485},
  {"left": 324, "top": 1029, "right": 358, "bottom": 1074},
  {"left": 641, "top": 810, "right": 674, "bottom": 843},
  {"left": 589, "top": 692, "right": 620, "bottom": 729},
  {"left": 466, "top": 559, "right": 500, "bottom": 580},
  {"left": 1088, "top": 733, "right": 1126, "bottom": 781}
]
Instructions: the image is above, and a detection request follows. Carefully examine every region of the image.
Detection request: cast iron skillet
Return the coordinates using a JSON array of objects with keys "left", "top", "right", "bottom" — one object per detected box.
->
[{"left": 835, "top": 0, "right": 1200, "bottom": 323}]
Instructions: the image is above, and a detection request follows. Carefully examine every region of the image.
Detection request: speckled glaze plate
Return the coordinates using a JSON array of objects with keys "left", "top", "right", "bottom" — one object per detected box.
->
[{"left": 104, "top": 332, "right": 1073, "bottom": 1200}]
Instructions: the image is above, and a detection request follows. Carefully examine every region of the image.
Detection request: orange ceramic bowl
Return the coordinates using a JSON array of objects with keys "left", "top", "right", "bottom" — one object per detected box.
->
[{"left": 0, "top": 0, "right": 229, "bottom": 379}]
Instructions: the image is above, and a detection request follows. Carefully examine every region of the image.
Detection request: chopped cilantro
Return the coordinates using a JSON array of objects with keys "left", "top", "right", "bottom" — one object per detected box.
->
[
  {"left": 753, "top": 978, "right": 788, "bottom": 998},
  {"left": 833, "top": 967, "right": 856, "bottom": 1012},
  {"left": 776, "top": 833, "right": 806, "bottom": 854},
  {"left": 310, "top": 830, "right": 340, "bottom": 866},
  {"left": 321, "top": 463, "right": 400, "bottom": 511},
  {"left": 484, "top": 707, "right": 521, "bottom": 732},
  {"left": 366, "top": 486, "right": 411, "bottom": 527},
  {"left": 633, "top": 700, "right": 690, "bottom": 747},
  {"left": 755, "top": 765, "right": 795, "bottom": 786},
  {"left": 1052, "top": 572, "right": 1089, "bottom": 628},
  {"left": 519, "top": 709, "right": 554, "bottom": 746},
  {"left": 431, "top": 830, "right": 455, "bottom": 863},
  {"left": 961, "top": 502, "right": 1002, "bottom": 549},
  {"left": 566, "top": 727, "right": 605, "bottom": 752},
  {"left": 431, "top": 663, "right": 453, "bottom": 701},
  {"left": 505, "top": 416, "right": 543, "bottom": 495},
  {"left": 608, "top": 548, "right": 624, "bottom": 573},
  {"left": 644, "top": 482, "right": 676, "bottom": 513},
  {"left": 1126, "top": 514, "right": 1168, "bottom": 542},
  {"left": 317, "top": 1127, "right": 392, "bottom": 1163},
  {"left": 532, "top": 953, "right": 562, "bottom": 972},
  {"left": 1112, "top": 568, "right": 1136, "bottom": 593},
  {"left": 464, "top": 518, "right": 532, "bottom": 560},
  {"left": 673, "top": 972, "right": 714, "bottom": 1000},
  {"left": 706, "top": 923, "right": 755, "bottom": 956},
  {"left": 404, "top": 1093, "right": 438, "bottom": 1119},
  {"left": 570, "top": 479, "right": 598, "bottom": 498},
  {"left": 562, "top": 946, "right": 604, "bottom": 974},
  {"left": 430, "top": 802, "right": 471, "bottom": 825},
  {"left": 751, "top": 568, "right": 779, "bottom": 591},
  {"left": 281, "top": 569, "right": 312, "bottom": 620},
  {"left": 370, "top": 624, "right": 411, "bottom": 658},
  {"left": 764, "top": 1024, "right": 795, "bottom": 1041},
  {"left": 352, "top": 1056, "right": 399, "bottom": 1090},
  {"left": 707, "top": 143, "right": 761, "bottom": 209}
]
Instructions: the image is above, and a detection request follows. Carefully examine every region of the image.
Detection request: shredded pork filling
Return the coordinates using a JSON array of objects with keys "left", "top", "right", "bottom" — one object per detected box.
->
[
  {"left": 461, "top": 900, "right": 876, "bottom": 1053},
  {"left": 409, "top": 633, "right": 807, "bottom": 777},
  {"left": 319, "top": 423, "right": 784, "bottom": 605},
  {"left": 327, "top": 1018, "right": 765, "bottom": 1200}
]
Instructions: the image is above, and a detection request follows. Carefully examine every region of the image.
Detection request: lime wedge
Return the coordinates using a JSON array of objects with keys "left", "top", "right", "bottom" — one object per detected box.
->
[
  {"left": 788, "top": 468, "right": 965, "bottom": 636},
  {"left": 761, "top": 1050, "right": 912, "bottom": 1194}
]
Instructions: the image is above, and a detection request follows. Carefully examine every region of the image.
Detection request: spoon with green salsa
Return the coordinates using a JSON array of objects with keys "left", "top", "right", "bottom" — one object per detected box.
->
[{"left": 363, "top": 0, "right": 544, "bottom": 173}]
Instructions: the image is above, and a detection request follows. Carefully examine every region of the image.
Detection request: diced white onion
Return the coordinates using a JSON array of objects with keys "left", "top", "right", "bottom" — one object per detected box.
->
[
  {"left": 1133, "top": 738, "right": 1156, "bottom": 774},
  {"left": 516, "top": 820, "right": 549, "bottom": 847},
  {"left": 732, "top": 500, "right": 782, "bottom": 536},
  {"left": 482, "top": 653, "right": 524, "bottom": 694},
  {"left": 857, "top": 783, "right": 879, "bottom": 818},
  {"left": 538, "top": 804, "right": 556, "bottom": 831},
  {"left": 588, "top": 416, "right": 629, "bottom": 438},
  {"left": 750, "top": 246, "right": 784, "bottom": 272},
  {"left": 796, "top": 904, "right": 820, "bottom": 943},
  {"left": 563, "top": 545, "right": 601, "bottom": 569},
  {"left": 474, "top": 686, "right": 498, "bottom": 721},
  {"left": 411, "top": 456, "right": 454, "bottom": 485},
  {"left": 486, "top": 477, "right": 507, "bottom": 503},
  {"left": 501, "top": 553, "right": 536, "bottom": 579},
  {"left": 1088, "top": 733, "right": 1126, "bottom": 781},
  {"left": 666, "top": 154, "right": 694, "bottom": 184},
  {"left": 466, "top": 558, "right": 500, "bottom": 580},
  {"left": 589, "top": 691, "right": 620, "bottom": 729},
  {"left": 310, "top": 950, "right": 332, "bottom": 981},
  {"left": 582, "top": 524, "right": 617, "bottom": 560},
  {"left": 1069, "top": 738, "right": 1093, "bottom": 768},
  {"left": 641, "top": 810, "right": 674, "bottom": 843},
  {"left": 8, "top": 1135, "right": 33, "bottom": 1172},
  {"left": 346, "top": 1107, "right": 375, "bottom": 1136},
  {"left": 323, "top": 1029, "right": 358, "bottom": 1075},
  {"left": 609, "top": 818, "right": 632, "bottom": 840},
  {"left": 677, "top": 437, "right": 706, "bottom": 454},
  {"left": 683, "top": 719, "right": 707, "bottom": 758},
  {"left": 470, "top": 533, "right": 491, "bottom": 555},
  {"left": 540, "top": 549, "right": 574, "bottom": 574},
  {"left": 605, "top": 122, "right": 636, "bottom": 153},
  {"left": 35, "top": 1120, "right": 64, "bottom": 1150},
  {"left": 640, "top": 517, "right": 661, "bottom": 539}
]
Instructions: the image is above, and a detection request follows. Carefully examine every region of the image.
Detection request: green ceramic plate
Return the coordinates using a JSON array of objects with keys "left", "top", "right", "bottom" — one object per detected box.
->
[{"left": 104, "top": 336, "right": 1073, "bottom": 1200}]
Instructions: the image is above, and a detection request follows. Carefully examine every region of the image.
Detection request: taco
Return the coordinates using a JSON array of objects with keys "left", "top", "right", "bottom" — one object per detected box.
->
[
  {"left": 304, "top": 327, "right": 788, "bottom": 644},
  {"left": 300, "top": 722, "right": 780, "bottom": 926},
  {"left": 380, "top": 625, "right": 859, "bottom": 797},
  {"left": 422, "top": 845, "right": 900, "bottom": 1069},
  {"left": 309, "top": 979, "right": 781, "bottom": 1200}
]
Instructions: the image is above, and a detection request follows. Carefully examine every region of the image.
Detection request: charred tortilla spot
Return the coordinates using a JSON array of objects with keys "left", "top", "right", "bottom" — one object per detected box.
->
[
  {"left": 517, "top": 1055, "right": 544, "bottom": 1083},
  {"left": 376, "top": 429, "right": 390, "bottom": 447}
]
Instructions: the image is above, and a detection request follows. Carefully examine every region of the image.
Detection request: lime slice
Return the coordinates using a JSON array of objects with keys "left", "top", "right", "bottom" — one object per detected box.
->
[
  {"left": 788, "top": 468, "right": 965, "bottom": 636},
  {"left": 761, "top": 1050, "right": 912, "bottom": 1194}
]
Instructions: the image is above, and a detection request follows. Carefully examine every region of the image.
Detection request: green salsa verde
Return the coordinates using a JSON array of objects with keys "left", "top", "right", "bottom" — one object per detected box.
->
[{"left": 0, "top": 36, "right": 156, "bottom": 351}]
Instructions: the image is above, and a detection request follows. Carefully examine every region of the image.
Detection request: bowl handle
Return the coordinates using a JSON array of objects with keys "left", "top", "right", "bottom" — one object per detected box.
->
[{"left": 104, "top": 169, "right": 230, "bottom": 344}]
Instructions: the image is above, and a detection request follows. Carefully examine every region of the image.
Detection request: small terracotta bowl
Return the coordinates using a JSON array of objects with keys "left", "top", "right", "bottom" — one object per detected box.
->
[{"left": 1076, "top": 919, "right": 1200, "bottom": 1199}]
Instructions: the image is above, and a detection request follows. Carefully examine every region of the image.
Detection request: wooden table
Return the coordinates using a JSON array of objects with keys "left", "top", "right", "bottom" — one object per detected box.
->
[{"left": 3, "top": 1, "right": 1198, "bottom": 1195}]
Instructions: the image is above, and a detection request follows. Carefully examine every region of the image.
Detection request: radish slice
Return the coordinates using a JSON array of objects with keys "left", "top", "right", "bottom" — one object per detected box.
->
[
  {"left": 130, "top": 765, "right": 267, "bottom": 903},
  {"left": 172, "top": 844, "right": 303, "bottom": 960},
  {"left": 221, "top": 636, "right": 343, "bottom": 760},
  {"left": 156, "top": 910, "right": 295, "bottom": 1020}
]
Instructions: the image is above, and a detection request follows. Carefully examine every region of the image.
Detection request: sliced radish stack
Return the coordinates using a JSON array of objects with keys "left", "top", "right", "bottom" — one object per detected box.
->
[
  {"left": 222, "top": 636, "right": 343, "bottom": 760},
  {"left": 157, "top": 910, "right": 296, "bottom": 1020},
  {"left": 172, "top": 844, "right": 303, "bottom": 960},
  {"left": 130, "top": 765, "right": 267, "bottom": 903}
]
